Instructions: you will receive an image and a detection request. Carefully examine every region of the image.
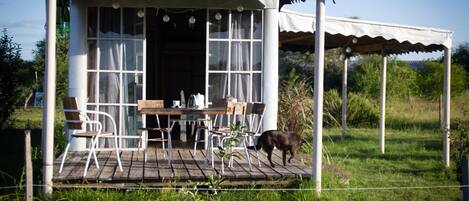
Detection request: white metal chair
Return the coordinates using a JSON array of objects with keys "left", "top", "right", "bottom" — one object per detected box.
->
[
  {"left": 138, "top": 100, "right": 175, "bottom": 166},
  {"left": 243, "top": 102, "right": 266, "bottom": 167},
  {"left": 59, "top": 97, "right": 123, "bottom": 177}
]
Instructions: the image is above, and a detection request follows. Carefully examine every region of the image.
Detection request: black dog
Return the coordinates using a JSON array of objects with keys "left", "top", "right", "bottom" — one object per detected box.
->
[{"left": 248, "top": 130, "right": 305, "bottom": 167}]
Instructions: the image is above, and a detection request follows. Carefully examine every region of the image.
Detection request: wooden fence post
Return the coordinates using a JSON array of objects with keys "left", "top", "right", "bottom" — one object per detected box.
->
[
  {"left": 463, "top": 155, "right": 469, "bottom": 201},
  {"left": 25, "top": 130, "right": 33, "bottom": 201}
]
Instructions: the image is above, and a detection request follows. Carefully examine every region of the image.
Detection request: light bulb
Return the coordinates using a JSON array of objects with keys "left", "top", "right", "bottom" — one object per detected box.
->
[
  {"left": 345, "top": 47, "right": 352, "bottom": 53},
  {"left": 237, "top": 5, "right": 244, "bottom": 12},
  {"left": 137, "top": 9, "right": 145, "bottom": 18},
  {"left": 352, "top": 38, "right": 358, "bottom": 44},
  {"left": 112, "top": 2, "right": 120, "bottom": 9},
  {"left": 215, "top": 12, "right": 222, "bottom": 21},
  {"left": 339, "top": 54, "right": 345, "bottom": 60},
  {"left": 189, "top": 16, "right": 196, "bottom": 24},
  {"left": 163, "top": 15, "right": 170, "bottom": 23}
]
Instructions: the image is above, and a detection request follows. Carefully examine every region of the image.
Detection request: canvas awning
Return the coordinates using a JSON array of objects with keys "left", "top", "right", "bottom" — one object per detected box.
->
[
  {"left": 80, "top": 0, "right": 270, "bottom": 9},
  {"left": 279, "top": 10, "right": 453, "bottom": 54}
]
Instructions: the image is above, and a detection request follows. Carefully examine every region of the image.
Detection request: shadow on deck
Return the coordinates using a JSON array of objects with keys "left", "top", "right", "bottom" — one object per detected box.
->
[{"left": 53, "top": 148, "right": 312, "bottom": 189}]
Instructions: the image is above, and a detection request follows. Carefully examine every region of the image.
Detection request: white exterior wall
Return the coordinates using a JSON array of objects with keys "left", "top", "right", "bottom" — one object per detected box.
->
[
  {"left": 68, "top": 0, "right": 87, "bottom": 151},
  {"left": 262, "top": 7, "right": 279, "bottom": 131}
]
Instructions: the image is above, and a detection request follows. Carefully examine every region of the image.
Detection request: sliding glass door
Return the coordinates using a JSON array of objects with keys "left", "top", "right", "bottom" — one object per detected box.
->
[
  {"left": 206, "top": 9, "right": 263, "bottom": 105},
  {"left": 87, "top": 7, "right": 146, "bottom": 148}
]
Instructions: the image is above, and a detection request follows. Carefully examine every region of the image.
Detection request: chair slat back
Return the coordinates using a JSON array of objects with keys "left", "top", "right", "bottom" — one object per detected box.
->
[
  {"left": 252, "top": 103, "right": 266, "bottom": 115},
  {"left": 138, "top": 100, "right": 164, "bottom": 111},
  {"left": 63, "top": 97, "right": 82, "bottom": 130}
]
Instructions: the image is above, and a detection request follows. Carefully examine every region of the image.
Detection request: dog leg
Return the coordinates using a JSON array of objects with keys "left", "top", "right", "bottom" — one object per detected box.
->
[
  {"left": 288, "top": 148, "right": 295, "bottom": 163},
  {"left": 282, "top": 150, "right": 287, "bottom": 166},
  {"left": 267, "top": 147, "right": 275, "bottom": 167}
]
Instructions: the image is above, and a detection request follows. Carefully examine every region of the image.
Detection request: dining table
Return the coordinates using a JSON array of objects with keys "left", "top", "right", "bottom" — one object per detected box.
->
[{"left": 139, "top": 107, "right": 226, "bottom": 145}]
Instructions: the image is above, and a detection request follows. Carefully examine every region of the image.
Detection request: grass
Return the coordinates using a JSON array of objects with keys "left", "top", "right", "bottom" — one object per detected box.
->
[{"left": 1, "top": 94, "right": 468, "bottom": 200}]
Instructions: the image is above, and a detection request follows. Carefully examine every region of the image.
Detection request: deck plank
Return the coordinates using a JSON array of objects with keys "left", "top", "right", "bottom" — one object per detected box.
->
[
  {"left": 232, "top": 151, "right": 266, "bottom": 179},
  {"left": 128, "top": 151, "right": 144, "bottom": 181},
  {"left": 98, "top": 151, "right": 119, "bottom": 181},
  {"left": 193, "top": 150, "right": 218, "bottom": 178},
  {"left": 171, "top": 149, "right": 190, "bottom": 180},
  {"left": 271, "top": 150, "right": 311, "bottom": 176},
  {"left": 201, "top": 149, "right": 236, "bottom": 178},
  {"left": 143, "top": 149, "right": 159, "bottom": 180},
  {"left": 66, "top": 151, "right": 91, "bottom": 180},
  {"left": 54, "top": 151, "right": 85, "bottom": 181},
  {"left": 155, "top": 147, "right": 173, "bottom": 180},
  {"left": 112, "top": 151, "right": 132, "bottom": 181},
  {"left": 84, "top": 151, "right": 110, "bottom": 181},
  {"left": 248, "top": 150, "right": 283, "bottom": 179},
  {"left": 178, "top": 149, "right": 205, "bottom": 180}
]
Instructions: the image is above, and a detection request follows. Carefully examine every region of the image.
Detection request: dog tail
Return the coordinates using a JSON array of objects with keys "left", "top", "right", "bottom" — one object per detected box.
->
[{"left": 247, "top": 142, "right": 262, "bottom": 151}]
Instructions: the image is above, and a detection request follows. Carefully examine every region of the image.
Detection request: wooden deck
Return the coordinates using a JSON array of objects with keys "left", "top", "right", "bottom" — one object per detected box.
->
[{"left": 53, "top": 148, "right": 312, "bottom": 188}]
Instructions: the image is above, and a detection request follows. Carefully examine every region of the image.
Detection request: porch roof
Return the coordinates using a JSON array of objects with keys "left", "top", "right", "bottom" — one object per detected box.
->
[
  {"left": 279, "top": 10, "right": 453, "bottom": 55},
  {"left": 80, "top": 0, "right": 273, "bottom": 9}
]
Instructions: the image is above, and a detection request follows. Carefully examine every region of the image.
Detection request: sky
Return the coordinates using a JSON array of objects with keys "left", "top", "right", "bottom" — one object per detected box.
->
[{"left": 0, "top": 0, "right": 468, "bottom": 61}]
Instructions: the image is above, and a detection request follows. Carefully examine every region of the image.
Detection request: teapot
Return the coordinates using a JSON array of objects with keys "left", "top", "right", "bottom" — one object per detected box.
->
[{"left": 188, "top": 93, "right": 205, "bottom": 109}]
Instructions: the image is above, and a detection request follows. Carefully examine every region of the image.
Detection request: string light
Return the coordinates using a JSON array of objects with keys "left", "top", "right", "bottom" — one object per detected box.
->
[
  {"left": 112, "top": 1, "right": 120, "bottom": 9},
  {"left": 345, "top": 47, "right": 352, "bottom": 53},
  {"left": 237, "top": 5, "right": 244, "bottom": 12},
  {"left": 163, "top": 15, "right": 170, "bottom": 23},
  {"left": 137, "top": 9, "right": 145, "bottom": 18},
  {"left": 188, "top": 16, "right": 196, "bottom": 24},
  {"left": 215, "top": 12, "right": 222, "bottom": 21},
  {"left": 352, "top": 38, "right": 358, "bottom": 44}
]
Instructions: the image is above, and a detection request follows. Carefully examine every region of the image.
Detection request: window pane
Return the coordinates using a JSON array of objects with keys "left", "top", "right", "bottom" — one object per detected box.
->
[
  {"left": 208, "top": 73, "right": 228, "bottom": 102},
  {"left": 99, "top": 106, "right": 120, "bottom": 148},
  {"left": 123, "top": 106, "right": 141, "bottom": 139},
  {"left": 209, "top": 10, "right": 229, "bottom": 39},
  {"left": 253, "top": 10, "right": 262, "bottom": 39},
  {"left": 123, "top": 8, "right": 144, "bottom": 39},
  {"left": 253, "top": 42, "right": 262, "bottom": 71},
  {"left": 99, "top": 40, "right": 121, "bottom": 70},
  {"left": 123, "top": 40, "right": 143, "bottom": 71},
  {"left": 231, "top": 10, "right": 251, "bottom": 39},
  {"left": 209, "top": 41, "right": 228, "bottom": 70},
  {"left": 253, "top": 73, "right": 262, "bottom": 102},
  {"left": 87, "top": 72, "right": 97, "bottom": 103},
  {"left": 231, "top": 42, "right": 250, "bottom": 71},
  {"left": 99, "top": 7, "right": 120, "bottom": 38},
  {"left": 123, "top": 73, "right": 143, "bottom": 104},
  {"left": 230, "top": 73, "right": 249, "bottom": 101},
  {"left": 87, "top": 40, "right": 97, "bottom": 69},
  {"left": 87, "top": 105, "right": 98, "bottom": 122},
  {"left": 99, "top": 73, "right": 120, "bottom": 103},
  {"left": 88, "top": 7, "right": 97, "bottom": 38}
]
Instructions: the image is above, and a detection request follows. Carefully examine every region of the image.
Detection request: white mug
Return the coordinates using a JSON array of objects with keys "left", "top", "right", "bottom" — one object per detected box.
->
[{"left": 172, "top": 100, "right": 181, "bottom": 108}]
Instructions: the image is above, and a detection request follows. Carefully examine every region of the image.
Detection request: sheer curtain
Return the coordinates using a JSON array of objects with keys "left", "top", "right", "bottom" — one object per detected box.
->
[{"left": 230, "top": 11, "right": 251, "bottom": 101}]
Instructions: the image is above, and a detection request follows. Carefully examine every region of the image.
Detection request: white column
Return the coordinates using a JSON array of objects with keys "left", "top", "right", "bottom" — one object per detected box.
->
[
  {"left": 341, "top": 58, "right": 348, "bottom": 138},
  {"left": 313, "top": 0, "right": 326, "bottom": 194},
  {"left": 68, "top": 0, "right": 87, "bottom": 151},
  {"left": 443, "top": 47, "right": 451, "bottom": 167},
  {"left": 42, "top": 0, "right": 56, "bottom": 194},
  {"left": 262, "top": 6, "right": 279, "bottom": 131},
  {"left": 380, "top": 56, "right": 387, "bottom": 154}
]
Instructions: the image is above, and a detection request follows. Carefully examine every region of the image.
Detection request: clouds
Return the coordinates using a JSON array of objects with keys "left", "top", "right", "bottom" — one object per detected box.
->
[{"left": 0, "top": 19, "right": 44, "bottom": 29}]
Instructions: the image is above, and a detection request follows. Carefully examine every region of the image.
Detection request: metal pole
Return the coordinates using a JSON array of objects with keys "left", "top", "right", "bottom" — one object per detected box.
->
[
  {"left": 262, "top": 6, "right": 279, "bottom": 131},
  {"left": 380, "top": 56, "right": 387, "bottom": 154},
  {"left": 42, "top": 0, "right": 56, "bottom": 194},
  {"left": 25, "top": 130, "right": 33, "bottom": 201},
  {"left": 341, "top": 58, "right": 348, "bottom": 139},
  {"left": 313, "top": 0, "right": 326, "bottom": 194},
  {"left": 443, "top": 47, "right": 451, "bottom": 167}
]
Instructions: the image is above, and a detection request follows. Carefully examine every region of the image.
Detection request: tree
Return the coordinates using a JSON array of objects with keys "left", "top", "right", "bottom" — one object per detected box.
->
[
  {"left": 16, "top": 60, "right": 40, "bottom": 109},
  {"left": 0, "top": 29, "right": 22, "bottom": 127},
  {"left": 452, "top": 43, "right": 469, "bottom": 88},
  {"left": 418, "top": 61, "right": 467, "bottom": 98}
]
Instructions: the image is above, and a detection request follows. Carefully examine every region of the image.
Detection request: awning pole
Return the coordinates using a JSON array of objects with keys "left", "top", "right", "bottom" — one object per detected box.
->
[
  {"left": 313, "top": 0, "right": 326, "bottom": 194},
  {"left": 380, "top": 56, "right": 387, "bottom": 154},
  {"left": 341, "top": 58, "right": 348, "bottom": 139},
  {"left": 443, "top": 47, "right": 451, "bottom": 167},
  {"left": 42, "top": 0, "right": 57, "bottom": 194}
]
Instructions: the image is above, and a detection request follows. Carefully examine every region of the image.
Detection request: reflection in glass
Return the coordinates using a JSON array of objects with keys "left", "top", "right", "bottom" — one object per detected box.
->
[
  {"left": 253, "top": 10, "right": 263, "bottom": 39},
  {"left": 88, "top": 7, "right": 97, "bottom": 38},
  {"left": 123, "top": 8, "right": 144, "bottom": 38},
  {"left": 123, "top": 106, "right": 142, "bottom": 147},
  {"left": 231, "top": 42, "right": 250, "bottom": 71},
  {"left": 123, "top": 40, "right": 143, "bottom": 71},
  {"left": 253, "top": 42, "right": 262, "bottom": 71},
  {"left": 209, "top": 73, "right": 228, "bottom": 102},
  {"left": 123, "top": 73, "right": 143, "bottom": 104},
  {"left": 87, "top": 40, "right": 97, "bottom": 69},
  {"left": 209, "top": 41, "right": 228, "bottom": 70},
  {"left": 231, "top": 10, "right": 251, "bottom": 39},
  {"left": 87, "top": 72, "right": 97, "bottom": 103},
  {"left": 209, "top": 10, "right": 229, "bottom": 39},
  {"left": 99, "top": 7, "right": 120, "bottom": 38},
  {"left": 99, "top": 73, "right": 120, "bottom": 104},
  {"left": 230, "top": 74, "right": 249, "bottom": 101},
  {"left": 99, "top": 40, "right": 121, "bottom": 70}
]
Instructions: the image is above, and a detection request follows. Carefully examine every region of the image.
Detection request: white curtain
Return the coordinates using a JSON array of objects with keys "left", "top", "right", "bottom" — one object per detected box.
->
[{"left": 230, "top": 12, "right": 251, "bottom": 101}]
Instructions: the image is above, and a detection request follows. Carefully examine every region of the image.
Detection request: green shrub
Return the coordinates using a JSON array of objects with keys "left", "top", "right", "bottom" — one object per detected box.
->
[
  {"left": 346, "top": 92, "right": 379, "bottom": 127},
  {"left": 418, "top": 61, "right": 467, "bottom": 98}
]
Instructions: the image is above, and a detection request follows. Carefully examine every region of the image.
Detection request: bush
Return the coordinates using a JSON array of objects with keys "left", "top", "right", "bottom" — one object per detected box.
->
[
  {"left": 418, "top": 61, "right": 467, "bottom": 98},
  {"left": 450, "top": 115, "right": 469, "bottom": 183}
]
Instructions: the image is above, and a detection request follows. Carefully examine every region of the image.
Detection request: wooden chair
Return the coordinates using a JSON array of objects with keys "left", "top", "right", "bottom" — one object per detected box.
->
[
  {"left": 138, "top": 100, "right": 175, "bottom": 165},
  {"left": 59, "top": 97, "right": 123, "bottom": 177}
]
